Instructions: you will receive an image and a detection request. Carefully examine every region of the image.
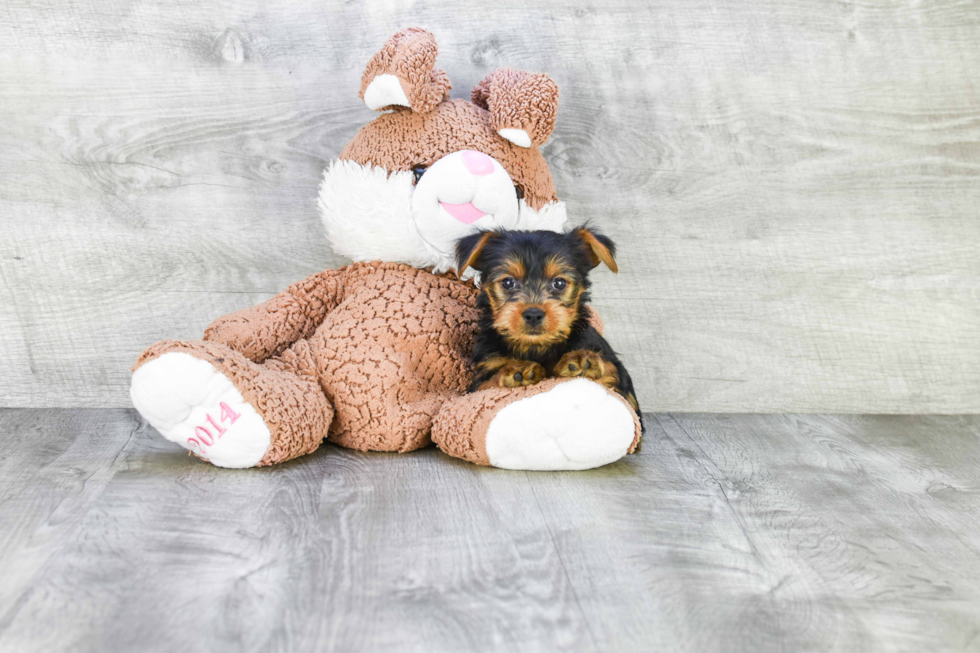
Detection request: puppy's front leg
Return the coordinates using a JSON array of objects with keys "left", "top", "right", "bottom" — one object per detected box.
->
[
  {"left": 554, "top": 349, "right": 620, "bottom": 390},
  {"left": 474, "top": 357, "right": 547, "bottom": 391}
]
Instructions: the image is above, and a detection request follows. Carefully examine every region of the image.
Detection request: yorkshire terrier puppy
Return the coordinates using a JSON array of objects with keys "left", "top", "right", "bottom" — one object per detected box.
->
[{"left": 456, "top": 227, "right": 642, "bottom": 431}]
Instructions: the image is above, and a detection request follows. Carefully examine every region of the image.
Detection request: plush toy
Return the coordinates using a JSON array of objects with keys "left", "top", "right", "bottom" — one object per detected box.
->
[{"left": 130, "top": 28, "right": 642, "bottom": 470}]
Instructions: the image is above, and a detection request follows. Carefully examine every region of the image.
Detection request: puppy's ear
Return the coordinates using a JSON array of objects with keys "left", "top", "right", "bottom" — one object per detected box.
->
[
  {"left": 572, "top": 227, "right": 618, "bottom": 273},
  {"left": 456, "top": 231, "right": 496, "bottom": 274}
]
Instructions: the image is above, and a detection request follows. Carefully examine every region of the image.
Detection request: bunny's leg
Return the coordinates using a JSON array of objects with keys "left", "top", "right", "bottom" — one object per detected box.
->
[
  {"left": 432, "top": 378, "right": 641, "bottom": 471},
  {"left": 131, "top": 339, "right": 332, "bottom": 468}
]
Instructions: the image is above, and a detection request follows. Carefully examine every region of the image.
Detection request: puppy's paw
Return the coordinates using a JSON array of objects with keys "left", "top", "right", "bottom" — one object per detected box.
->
[
  {"left": 555, "top": 350, "right": 605, "bottom": 379},
  {"left": 498, "top": 360, "right": 547, "bottom": 388},
  {"left": 555, "top": 350, "right": 618, "bottom": 389}
]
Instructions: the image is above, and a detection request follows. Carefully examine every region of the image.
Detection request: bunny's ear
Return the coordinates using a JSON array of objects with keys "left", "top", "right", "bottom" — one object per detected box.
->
[
  {"left": 359, "top": 28, "right": 452, "bottom": 114},
  {"left": 472, "top": 68, "right": 559, "bottom": 148}
]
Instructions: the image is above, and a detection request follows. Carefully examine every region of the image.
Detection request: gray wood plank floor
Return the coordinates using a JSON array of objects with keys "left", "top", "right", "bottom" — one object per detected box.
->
[{"left": 1, "top": 409, "right": 978, "bottom": 652}]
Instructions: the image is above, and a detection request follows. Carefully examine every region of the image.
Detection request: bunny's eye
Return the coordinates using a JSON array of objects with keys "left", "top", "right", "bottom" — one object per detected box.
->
[{"left": 412, "top": 166, "right": 427, "bottom": 185}]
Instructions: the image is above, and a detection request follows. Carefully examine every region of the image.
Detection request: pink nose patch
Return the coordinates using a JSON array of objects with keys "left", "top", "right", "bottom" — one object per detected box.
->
[
  {"left": 440, "top": 201, "right": 487, "bottom": 224},
  {"left": 461, "top": 150, "right": 494, "bottom": 176}
]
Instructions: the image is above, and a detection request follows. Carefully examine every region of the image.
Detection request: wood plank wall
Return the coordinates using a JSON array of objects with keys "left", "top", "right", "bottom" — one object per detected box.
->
[{"left": 1, "top": 1, "right": 978, "bottom": 411}]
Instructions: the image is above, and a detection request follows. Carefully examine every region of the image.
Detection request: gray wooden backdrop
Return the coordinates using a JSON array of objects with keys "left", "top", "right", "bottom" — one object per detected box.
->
[{"left": 1, "top": 0, "right": 978, "bottom": 412}]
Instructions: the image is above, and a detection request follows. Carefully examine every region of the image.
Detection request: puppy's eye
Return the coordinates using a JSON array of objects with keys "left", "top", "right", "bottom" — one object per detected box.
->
[
  {"left": 551, "top": 278, "right": 567, "bottom": 291},
  {"left": 412, "top": 166, "right": 427, "bottom": 185},
  {"left": 501, "top": 277, "right": 517, "bottom": 291},
  {"left": 515, "top": 185, "right": 525, "bottom": 200}
]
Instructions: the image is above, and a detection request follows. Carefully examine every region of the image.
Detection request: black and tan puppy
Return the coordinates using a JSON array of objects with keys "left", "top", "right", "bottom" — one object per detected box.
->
[{"left": 457, "top": 227, "right": 642, "bottom": 431}]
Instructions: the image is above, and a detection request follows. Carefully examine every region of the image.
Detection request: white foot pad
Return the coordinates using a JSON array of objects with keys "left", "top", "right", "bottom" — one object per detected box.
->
[
  {"left": 130, "top": 352, "right": 271, "bottom": 468},
  {"left": 485, "top": 379, "right": 636, "bottom": 471}
]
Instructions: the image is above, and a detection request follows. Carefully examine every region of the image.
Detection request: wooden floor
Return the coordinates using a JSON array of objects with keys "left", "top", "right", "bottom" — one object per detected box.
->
[{"left": 1, "top": 410, "right": 979, "bottom": 652}]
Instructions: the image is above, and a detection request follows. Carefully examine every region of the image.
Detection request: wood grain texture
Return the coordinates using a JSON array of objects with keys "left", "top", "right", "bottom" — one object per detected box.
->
[
  {"left": 1, "top": 409, "right": 980, "bottom": 652},
  {"left": 0, "top": 0, "right": 978, "bottom": 411}
]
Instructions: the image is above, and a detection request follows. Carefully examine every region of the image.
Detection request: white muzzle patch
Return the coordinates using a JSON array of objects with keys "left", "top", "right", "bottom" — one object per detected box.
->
[{"left": 411, "top": 150, "right": 523, "bottom": 267}]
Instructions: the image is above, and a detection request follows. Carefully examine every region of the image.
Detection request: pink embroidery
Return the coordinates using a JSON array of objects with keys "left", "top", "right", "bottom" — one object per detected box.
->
[
  {"left": 206, "top": 413, "right": 227, "bottom": 437},
  {"left": 220, "top": 402, "right": 241, "bottom": 424},
  {"left": 187, "top": 403, "right": 242, "bottom": 454},
  {"left": 195, "top": 426, "right": 215, "bottom": 446}
]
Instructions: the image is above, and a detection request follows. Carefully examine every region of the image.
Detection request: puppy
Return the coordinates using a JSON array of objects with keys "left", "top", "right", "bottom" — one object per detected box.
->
[{"left": 456, "top": 227, "right": 643, "bottom": 432}]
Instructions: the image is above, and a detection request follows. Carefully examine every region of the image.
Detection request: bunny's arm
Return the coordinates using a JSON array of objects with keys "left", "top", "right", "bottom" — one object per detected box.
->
[{"left": 203, "top": 267, "right": 349, "bottom": 363}]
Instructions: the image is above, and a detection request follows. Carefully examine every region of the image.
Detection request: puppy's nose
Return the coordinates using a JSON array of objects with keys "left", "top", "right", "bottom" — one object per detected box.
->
[
  {"left": 522, "top": 307, "right": 546, "bottom": 327},
  {"left": 461, "top": 150, "right": 494, "bottom": 176}
]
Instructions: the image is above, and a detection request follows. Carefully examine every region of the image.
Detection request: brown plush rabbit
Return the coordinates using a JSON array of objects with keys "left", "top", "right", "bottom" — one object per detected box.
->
[{"left": 130, "top": 28, "right": 641, "bottom": 470}]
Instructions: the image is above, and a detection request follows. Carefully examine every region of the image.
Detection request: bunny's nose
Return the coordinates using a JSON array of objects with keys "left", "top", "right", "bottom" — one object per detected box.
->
[{"left": 461, "top": 150, "right": 494, "bottom": 176}]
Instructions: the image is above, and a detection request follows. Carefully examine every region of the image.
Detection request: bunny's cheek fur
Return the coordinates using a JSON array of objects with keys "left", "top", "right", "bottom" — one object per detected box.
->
[{"left": 318, "top": 160, "right": 436, "bottom": 269}]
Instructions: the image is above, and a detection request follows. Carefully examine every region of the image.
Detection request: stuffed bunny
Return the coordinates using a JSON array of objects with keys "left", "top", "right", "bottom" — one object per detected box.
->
[{"left": 130, "top": 28, "right": 641, "bottom": 470}]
